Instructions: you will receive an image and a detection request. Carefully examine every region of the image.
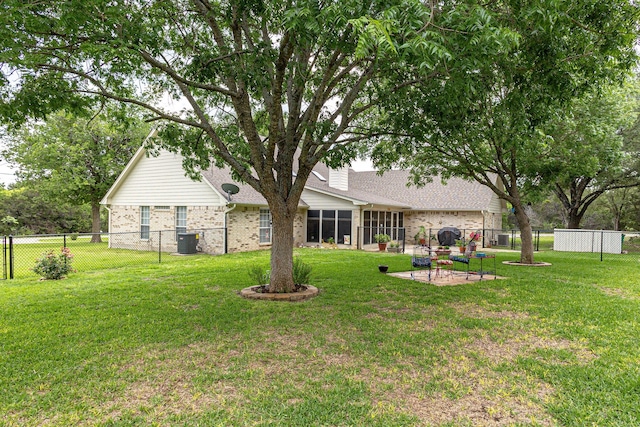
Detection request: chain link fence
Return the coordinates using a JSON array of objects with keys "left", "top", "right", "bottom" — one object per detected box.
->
[
  {"left": 5, "top": 227, "right": 638, "bottom": 279},
  {"left": 357, "top": 226, "right": 640, "bottom": 261},
  {"left": 2, "top": 228, "right": 226, "bottom": 280}
]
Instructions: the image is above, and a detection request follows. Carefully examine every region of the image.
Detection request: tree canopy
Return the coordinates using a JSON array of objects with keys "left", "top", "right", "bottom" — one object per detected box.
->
[
  {"left": 369, "top": 0, "right": 639, "bottom": 263},
  {"left": 1, "top": 0, "right": 637, "bottom": 277},
  {"left": 3, "top": 108, "right": 148, "bottom": 241},
  {"left": 538, "top": 80, "right": 640, "bottom": 229},
  {"left": 0, "top": 0, "right": 518, "bottom": 291}
]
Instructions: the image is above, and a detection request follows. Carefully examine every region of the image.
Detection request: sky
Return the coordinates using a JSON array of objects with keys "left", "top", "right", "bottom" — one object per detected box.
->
[
  {"left": 0, "top": 163, "right": 15, "bottom": 187},
  {"left": 351, "top": 158, "right": 375, "bottom": 171}
]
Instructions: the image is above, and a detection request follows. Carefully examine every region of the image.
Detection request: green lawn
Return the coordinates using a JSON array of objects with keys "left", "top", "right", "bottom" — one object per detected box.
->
[{"left": 1, "top": 248, "right": 639, "bottom": 426}]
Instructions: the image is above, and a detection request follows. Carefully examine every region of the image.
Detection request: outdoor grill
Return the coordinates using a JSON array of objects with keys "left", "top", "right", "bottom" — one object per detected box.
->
[{"left": 437, "top": 227, "right": 461, "bottom": 246}]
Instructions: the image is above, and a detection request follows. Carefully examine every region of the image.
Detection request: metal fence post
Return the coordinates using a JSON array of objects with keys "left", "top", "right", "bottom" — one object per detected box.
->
[
  {"left": 158, "top": 231, "right": 162, "bottom": 263},
  {"left": 600, "top": 230, "right": 604, "bottom": 262},
  {"left": 2, "top": 236, "right": 6, "bottom": 280},
  {"left": 8, "top": 235, "right": 13, "bottom": 280}
]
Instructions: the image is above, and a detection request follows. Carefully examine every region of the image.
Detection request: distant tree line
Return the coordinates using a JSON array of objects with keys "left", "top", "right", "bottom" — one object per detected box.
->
[{"left": 0, "top": 186, "right": 94, "bottom": 236}]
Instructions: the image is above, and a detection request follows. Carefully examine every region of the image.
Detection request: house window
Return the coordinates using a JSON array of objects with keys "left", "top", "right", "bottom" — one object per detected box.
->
[
  {"left": 140, "top": 206, "right": 150, "bottom": 239},
  {"left": 306, "top": 210, "right": 320, "bottom": 242},
  {"left": 175, "top": 206, "right": 187, "bottom": 240},
  {"left": 321, "top": 210, "right": 336, "bottom": 242},
  {"left": 363, "top": 210, "right": 403, "bottom": 244},
  {"left": 259, "top": 209, "right": 272, "bottom": 244},
  {"left": 337, "top": 210, "right": 352, "bottom": 244},
  {"left": 306, "top": 210, "right": 352, "bottom": 244}
]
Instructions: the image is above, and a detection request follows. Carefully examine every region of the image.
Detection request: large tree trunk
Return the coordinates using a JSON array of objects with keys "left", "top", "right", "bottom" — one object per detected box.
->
[
  {"left": 606, "top": 189, "right": 629, "bottom": 231},
  {"left": 268, "top": 206, "right": 295, "bottom": 293},
  {"left": 513, "top": 202, "right": 535, "bottom": 264},
  {"left": 567, "top": 211, "right": 584, "bottom": 229},
  {"left": 90, "top": 202, "right": 102, "bottom": 243}
]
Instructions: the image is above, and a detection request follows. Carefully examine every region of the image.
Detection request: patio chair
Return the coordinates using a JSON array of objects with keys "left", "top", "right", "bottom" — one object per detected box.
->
[{"left": 411, "top": 245, "right": 432, "bottom": 281}]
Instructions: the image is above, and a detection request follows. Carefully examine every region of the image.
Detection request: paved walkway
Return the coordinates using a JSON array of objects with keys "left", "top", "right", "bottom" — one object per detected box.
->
[{"left": 388, "top": 270, "right": 503, "bottom": 286}]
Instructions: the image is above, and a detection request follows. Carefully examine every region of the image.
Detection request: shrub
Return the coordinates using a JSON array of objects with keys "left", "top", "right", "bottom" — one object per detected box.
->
[
  {"left": 248, "top": 266, "right": 270, "bottom": 286},
  {"left": 33, "top": 247, "right": 76, "bottom": 280},
  {"left": 293, "top": 257, "right": 312, "bottom": 284},
  {"left": 248, "top": 258, "right": 312, "bottom": 287}
]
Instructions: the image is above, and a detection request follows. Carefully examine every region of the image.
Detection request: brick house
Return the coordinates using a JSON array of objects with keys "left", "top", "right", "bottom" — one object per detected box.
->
[{"left": 101, "top": 146, "right": 506, "bottom": 254}]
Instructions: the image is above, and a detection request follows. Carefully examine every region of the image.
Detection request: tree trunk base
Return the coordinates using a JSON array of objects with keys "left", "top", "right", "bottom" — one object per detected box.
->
[
  {"left": 239, "top": 285, "right": 319, "bottom": 301},
  {"left": 502, "top": 261, "right": 552, "bottom": 267}
]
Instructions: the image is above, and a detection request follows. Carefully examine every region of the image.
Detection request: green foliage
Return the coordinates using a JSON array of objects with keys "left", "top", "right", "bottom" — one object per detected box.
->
[
  {"left": 0, "top": 215, "right": 19, "bottom": 235},
  {"left": 32, "top": 247, "right": 75, "bottom": 280},
  {"left": 0, "top": 187, "right": 91, "bottom": 234},
  {"left": 374, "top": 233, "right": 391, "bottom": 243},
  {"left": 248, "top": 258, "right": 312, "bottom": 285},
  {"left": 370, "top": 0, "right": 639, "bottom": 262},
  {"left": 1, "top": 0, "right": 636, "bottom": 286},
  {"left": 537, "top": 79, "right": 640, "bottom": 228},
  {"left": 2, "top": 108, "right": 147, "bottom": 236},
  {"left": 414, "top": 226, "right": 427, "bottom": 241},
  {"left": 292, "top": 257, "right": 312, "bottom": 284},
  {"left": 248, "top": 265, "right": 270, "bottom": 286},
  {"left": 3, "top": 109, "right": 147, "bottom": 205}
]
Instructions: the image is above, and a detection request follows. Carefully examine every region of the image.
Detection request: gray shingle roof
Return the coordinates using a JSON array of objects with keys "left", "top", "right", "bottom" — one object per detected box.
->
[
  {"left": 348, "top": 170, "right": 496, "bottom": 211},
  {"left": 201, "top": 161, "right": 496, "bottom": 211}
]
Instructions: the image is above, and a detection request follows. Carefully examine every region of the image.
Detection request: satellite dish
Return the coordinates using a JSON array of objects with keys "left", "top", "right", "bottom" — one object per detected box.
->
[{"left": 221, "top": 183, "right": 240, "bottom": 201}]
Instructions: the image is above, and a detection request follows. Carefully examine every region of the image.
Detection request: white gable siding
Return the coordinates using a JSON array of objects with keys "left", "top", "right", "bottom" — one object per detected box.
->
[
  {"left": 301, "top": 189, "right": 356, "bottom": 210},
  {"left": 328, "top": 167, "right": 348, "bottom": 191},
  {"left": 488, "top": 192, "right": 504, "bottom": 215},
  {"left": 110, "top": 150, "right": 225, "bottom": 206}
]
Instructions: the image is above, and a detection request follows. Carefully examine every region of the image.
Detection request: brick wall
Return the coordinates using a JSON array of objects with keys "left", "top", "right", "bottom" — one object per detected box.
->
[
  {"left": 109, "top": 205, "right": 497, "bottom": 253},
  {"left": 224, "top": 206, "right": 306, "bottom": 253},
  {"left": 293, "top": 209, "right": 305, "bottom": 246},
  {"left": 108, "top": 205, "right": 226, "bottom": 254},
  {"left": 404, "top": 211, "right": 484, "bottom": 243}
]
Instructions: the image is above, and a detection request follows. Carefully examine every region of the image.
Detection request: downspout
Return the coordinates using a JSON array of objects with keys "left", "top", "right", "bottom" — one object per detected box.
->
[
  {"left": 106, "top": 206, "right": 112, "bottom": 248},
  {"left": 223, "top": 203, "right": 237, "bottom": 254},
  {"left": 481, "top": 209, "right": 486, "bottom": 247}
]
